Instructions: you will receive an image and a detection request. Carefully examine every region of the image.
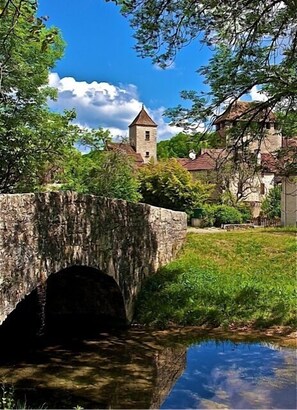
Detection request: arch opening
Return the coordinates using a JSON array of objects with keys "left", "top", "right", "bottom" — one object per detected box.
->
[
  {"left": 0, "top": 266, "right": 127, "bottom": 350},
  {"left": 45, "top": 265, "right": 128, "bottom": 336}
]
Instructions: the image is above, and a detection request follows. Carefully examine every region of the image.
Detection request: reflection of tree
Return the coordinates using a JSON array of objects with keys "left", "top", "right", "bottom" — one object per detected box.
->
[
  {"left": 0, "top": 330, "right": 186, "bottom": 409},
  {"left": 150, "top": 347, "right": 186, "bottom": 409}
]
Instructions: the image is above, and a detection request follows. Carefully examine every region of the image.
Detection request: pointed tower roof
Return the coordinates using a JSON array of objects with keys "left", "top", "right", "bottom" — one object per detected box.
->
[{"left": 129, "top": 105, "right": 157, "bottom": 127}]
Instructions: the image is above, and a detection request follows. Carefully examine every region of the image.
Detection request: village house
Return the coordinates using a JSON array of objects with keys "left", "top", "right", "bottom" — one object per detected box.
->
[{"left": 114, "top": 103, "right": 296, "bottom": 225}]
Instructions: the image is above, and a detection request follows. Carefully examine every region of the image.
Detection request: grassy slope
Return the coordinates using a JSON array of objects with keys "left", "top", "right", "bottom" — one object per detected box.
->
[{"left": 135, "top": 229, "right": 297, "bottom": 329}]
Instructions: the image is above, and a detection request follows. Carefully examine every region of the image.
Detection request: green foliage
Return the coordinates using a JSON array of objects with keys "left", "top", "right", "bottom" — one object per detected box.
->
[
  {"left": 0, "top": 382, "right": 46, "bottom": 409},
  {"left": 157, "top": 131, "right": 221, "bottom": 159},
  {"left": 0, "top": 1, "right": 77, "bottom": 193},
  {"left": 261, "top": 186, "right": 281, "bottom": 219},
  {"left": 62, "top": 150, "right": 141, "bottom": 202},
  {"left": 213, "top": 205, "right": 243, "bottom": 226},
  {"left": 200, "top": 204, "right": 244, "bottom": 227},
  {"left": 138, "top": 159, "right": 213, "bottom": 213},
  {"left": 113, "top": 0, "right": 297, "bottom": 161},
  {"left": 276, "top": 111, "right": 297, "bottom": 138},
  {"left": 135, "top": 231, "right": 297, "bottom": 329},
  {"left": 0, "top": 384, "right": 15, "bottom": 410}
]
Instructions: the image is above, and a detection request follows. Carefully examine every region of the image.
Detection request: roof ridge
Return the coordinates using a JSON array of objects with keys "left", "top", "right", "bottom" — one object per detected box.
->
[{"left": 129, "top": 106, "right": 157, "bottom": 127}]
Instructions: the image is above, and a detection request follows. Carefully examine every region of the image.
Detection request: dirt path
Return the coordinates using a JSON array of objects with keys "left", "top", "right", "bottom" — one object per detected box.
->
[{"left": 187, "top": 227, "right": 224, "bottom": 233}]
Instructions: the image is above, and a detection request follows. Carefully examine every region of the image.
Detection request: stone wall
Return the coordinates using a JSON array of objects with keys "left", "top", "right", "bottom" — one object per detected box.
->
[
  {"left": 281, "top": 177, "right": 297, "bottom": 226},
  {"left": 0, "top": 192, "right": 187, "bottom": 325},
  {"left": 129, "top": 125, "right": 157, "bottom": 163}
]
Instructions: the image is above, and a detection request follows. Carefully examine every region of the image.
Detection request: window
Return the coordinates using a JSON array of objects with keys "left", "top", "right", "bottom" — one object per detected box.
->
[
  {"left": 260, "top": 183, "right": 265, "bottom": 195},
  {"left": 265, "top": 122, "right": 271, "bottom": 129},
  {"left": 145, "top": 151, "right": 150, "bottom": 157},
  {"left": 145, "top": 131, "right": 150, "bottom": 141}
]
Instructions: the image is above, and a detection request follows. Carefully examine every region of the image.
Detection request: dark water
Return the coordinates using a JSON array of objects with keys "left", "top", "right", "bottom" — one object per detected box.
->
[{"left": 0, "top": 330, "right": 295, "bottom": 409}]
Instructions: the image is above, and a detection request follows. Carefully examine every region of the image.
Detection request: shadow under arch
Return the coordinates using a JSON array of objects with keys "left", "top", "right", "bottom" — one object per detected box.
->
[
  {"left": 0, "top": 266, "right": 128, "bottom": 353},
  {"left": 45, "top": 265, "right": 128, "bottom": 336}
]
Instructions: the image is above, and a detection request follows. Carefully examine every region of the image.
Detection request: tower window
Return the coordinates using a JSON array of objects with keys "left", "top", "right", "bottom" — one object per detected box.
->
[
  {"left": 265, "top": 122, "right": 271, "bottom": 129},
  {"left": 145, "top": 131, "right": 150, "bottom": 141},
  {"left": 260, "top": 183, "right": 265, "bottom": 195},
  {"left": 145, "top": 151, "right": 150, "bottom": 157}
]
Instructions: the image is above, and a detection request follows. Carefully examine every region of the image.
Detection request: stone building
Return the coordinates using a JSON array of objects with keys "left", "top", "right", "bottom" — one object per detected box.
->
[
  {"left": 177, "top": 101, "right": 296, "bottom": 218},
  {"left": 107, "top": 105, "right": 157, "bottom": 164},
  {"left": 110, "top": 103, "right": 296, "bottom": 223}
]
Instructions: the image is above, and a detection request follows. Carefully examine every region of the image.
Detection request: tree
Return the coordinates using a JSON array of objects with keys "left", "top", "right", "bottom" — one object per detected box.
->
[
  {"left": 0, "top": 0, "right": 77, "bottom": 192},
  {"left": 138, "top": 159, "right": 213, "bottom": 213},
  {"left": 62, "top": 149, "right": 141, "bottom": 202},
  {"left": 112, "top": 1, "right": 297, "bottom": 140},
  {"left": 157, "top": 131, "right": 221, "bottom": 159},
  {"left": 261, "top": 186, "right": 281, "bottom": 219}
]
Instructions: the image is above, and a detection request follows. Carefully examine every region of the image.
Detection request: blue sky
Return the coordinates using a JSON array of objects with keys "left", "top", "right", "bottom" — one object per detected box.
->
[
  {"left": 37, "top": 0, "right": 212, "bottom": 140},
  {"left": 38, "top": 0, "right": 262, "bottom": 140}
]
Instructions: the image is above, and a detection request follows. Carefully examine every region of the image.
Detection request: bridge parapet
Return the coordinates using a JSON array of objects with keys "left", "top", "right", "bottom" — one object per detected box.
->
[{"left": 0, "top": 192, "right": 187, "bottom": 324}]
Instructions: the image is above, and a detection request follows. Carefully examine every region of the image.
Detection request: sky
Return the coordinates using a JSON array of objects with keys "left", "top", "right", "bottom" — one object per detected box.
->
[
  {"left": 37, "top": 0, "right": 213, "bottom": 141},
  {"left": 38, "top": 0, "right": 263, "bottom": 141}
]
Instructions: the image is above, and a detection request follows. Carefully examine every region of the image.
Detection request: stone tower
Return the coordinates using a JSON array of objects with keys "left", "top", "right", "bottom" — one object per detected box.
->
[
  {"left": 214, "top": 101, "right": 282, "bottom": 153},
  {"left": 129, "top": 105, "right": 157, "bottom": 163}
]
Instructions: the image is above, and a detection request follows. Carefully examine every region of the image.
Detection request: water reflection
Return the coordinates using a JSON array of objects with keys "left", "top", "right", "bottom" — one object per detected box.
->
[
  {"left": 162, "top": 341, "right": 297, "bottom": 409},
  {"left": 0, "top": 330, "right": 295, "bottom": 409}
]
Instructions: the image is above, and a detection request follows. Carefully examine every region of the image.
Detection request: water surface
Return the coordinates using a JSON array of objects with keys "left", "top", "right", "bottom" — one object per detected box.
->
[{"left": 0, "top": 330, "right": 295, "bottom": 409}]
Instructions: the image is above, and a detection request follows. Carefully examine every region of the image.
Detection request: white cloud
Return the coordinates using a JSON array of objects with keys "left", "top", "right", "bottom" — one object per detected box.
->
[
  {"left": 249, "top": 85, "right": 268, "bottom": 102},
  {"left": 48, "top": 73, "right": 178, "bottom": 141},
  {"left": 148, "top": 106, "right": 181, "bottom": 141}
]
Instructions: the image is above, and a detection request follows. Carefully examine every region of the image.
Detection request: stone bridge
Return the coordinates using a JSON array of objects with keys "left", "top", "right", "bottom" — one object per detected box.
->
[{"left": 0, "top": 192, "right": 187, "bottom": 334}]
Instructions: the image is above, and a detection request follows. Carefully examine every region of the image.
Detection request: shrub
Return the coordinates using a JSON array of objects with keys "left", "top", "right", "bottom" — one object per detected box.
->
[
  {"left": 200, "top": 204, "right": 217, "bottom": 227},
  {"left": 200, "top": 204, "right": 243, "bottom": 227},
  {"left": 261, "top": 186, "right": 281, "bottom": 218},
  {"left": 138, "top": 159, "right": 213, "bottom": 214},
  {"left": 236, "top": 203, "right": 252, "bottom": 222},
  {"left": 214, "top": 205, "right": 243, "bottom": 226}
]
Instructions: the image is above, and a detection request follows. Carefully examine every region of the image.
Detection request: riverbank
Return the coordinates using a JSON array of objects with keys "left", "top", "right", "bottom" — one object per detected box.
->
[
  {"left": 135, "top": 229, "right": 296, "bottom": 330},
  {"left": 141, "top": 325, "right": 297, "bottom": 349}
]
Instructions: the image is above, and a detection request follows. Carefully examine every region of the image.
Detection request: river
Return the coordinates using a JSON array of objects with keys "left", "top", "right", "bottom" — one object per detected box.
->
[{"left": 0, "top": 328, "right": 295, "bottom": 409}]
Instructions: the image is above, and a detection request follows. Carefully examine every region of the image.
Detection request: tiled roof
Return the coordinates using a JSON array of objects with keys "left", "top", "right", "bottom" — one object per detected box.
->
[
  {"left": 178, "top": 149, "right": 281, "bottom": 174},
  {"left": 261, "top": 153, "right": 278, "bottom": 173},
  {"left": 214, "top": 101, "right": 276, "bottom": 124},
  {"left": 177, "top": 152, "right": 223, "bottom": 171},
  {"left": 129, "top": 106, "right": 157, "bottom": 127},
  {"left": 106, "top": 142, "right": 144, "bottom": 165},
  {"left": 282, "top": 137, "right": 297, "bottom": 148}
]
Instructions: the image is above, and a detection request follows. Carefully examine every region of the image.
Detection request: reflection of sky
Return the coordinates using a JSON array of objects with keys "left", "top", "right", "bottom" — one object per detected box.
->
[{"left": 161, "top": 341, "right": 297, "bottom": 409}]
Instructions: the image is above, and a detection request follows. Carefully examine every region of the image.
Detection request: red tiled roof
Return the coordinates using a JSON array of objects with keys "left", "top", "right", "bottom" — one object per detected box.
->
[
  {"left": 106, "top": 142, "right": 144, "bottom": 165},
  {"left": 282, "top": 137, "right": 297, "bottom": 148},
  {"left": 177, "top": 153, "right": 218, "bottom": 171},
  {"left": 261, "top": 153, "right": 278, "bottom": 173},
  {"left": 129, "top": 106, "right": 157, "bottom": 127},
  {"left": 214, "top": 101, "right": 276, "bottom": 124}
]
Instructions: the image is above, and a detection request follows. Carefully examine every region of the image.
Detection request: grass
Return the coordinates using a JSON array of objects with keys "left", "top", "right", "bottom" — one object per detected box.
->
[{"left": 135, "top": 228, "right": 297, "bottom": 329}]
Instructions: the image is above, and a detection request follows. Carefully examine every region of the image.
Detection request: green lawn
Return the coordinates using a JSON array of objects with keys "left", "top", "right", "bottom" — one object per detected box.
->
[{"left": 135, "top": 229, "right": 297, "bottom": 329}]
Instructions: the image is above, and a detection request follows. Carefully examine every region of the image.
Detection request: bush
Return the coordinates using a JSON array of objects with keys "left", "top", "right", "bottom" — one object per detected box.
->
[
  {"left": 214, "top": 205, "right": 243, "bottom": 226},
  {"left": 138, "top": 159, "right": 213, "bottom": 214},
  {"left": 200, "top": 204, "right": 216, "bottom": 227},
  {"left": 236, "top": 203, "right": 252, "bottom": 222},
  {"left": 261, "top": 186, "right": 281, "bottom": 218},
  {"left": 200, "top": 204, "right": 243, "bottom": 227}
]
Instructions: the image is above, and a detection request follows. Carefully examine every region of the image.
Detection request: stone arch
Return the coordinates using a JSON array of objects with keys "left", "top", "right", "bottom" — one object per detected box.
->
[
  {"left": 0, "top": 193, "right": 187, "bottom": 328},
  {"left": 0, "top": 266, "right": 127, "bottom": 348},
  {"left": 45, "top": 265, "right": 127, "bottom": 336}
]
